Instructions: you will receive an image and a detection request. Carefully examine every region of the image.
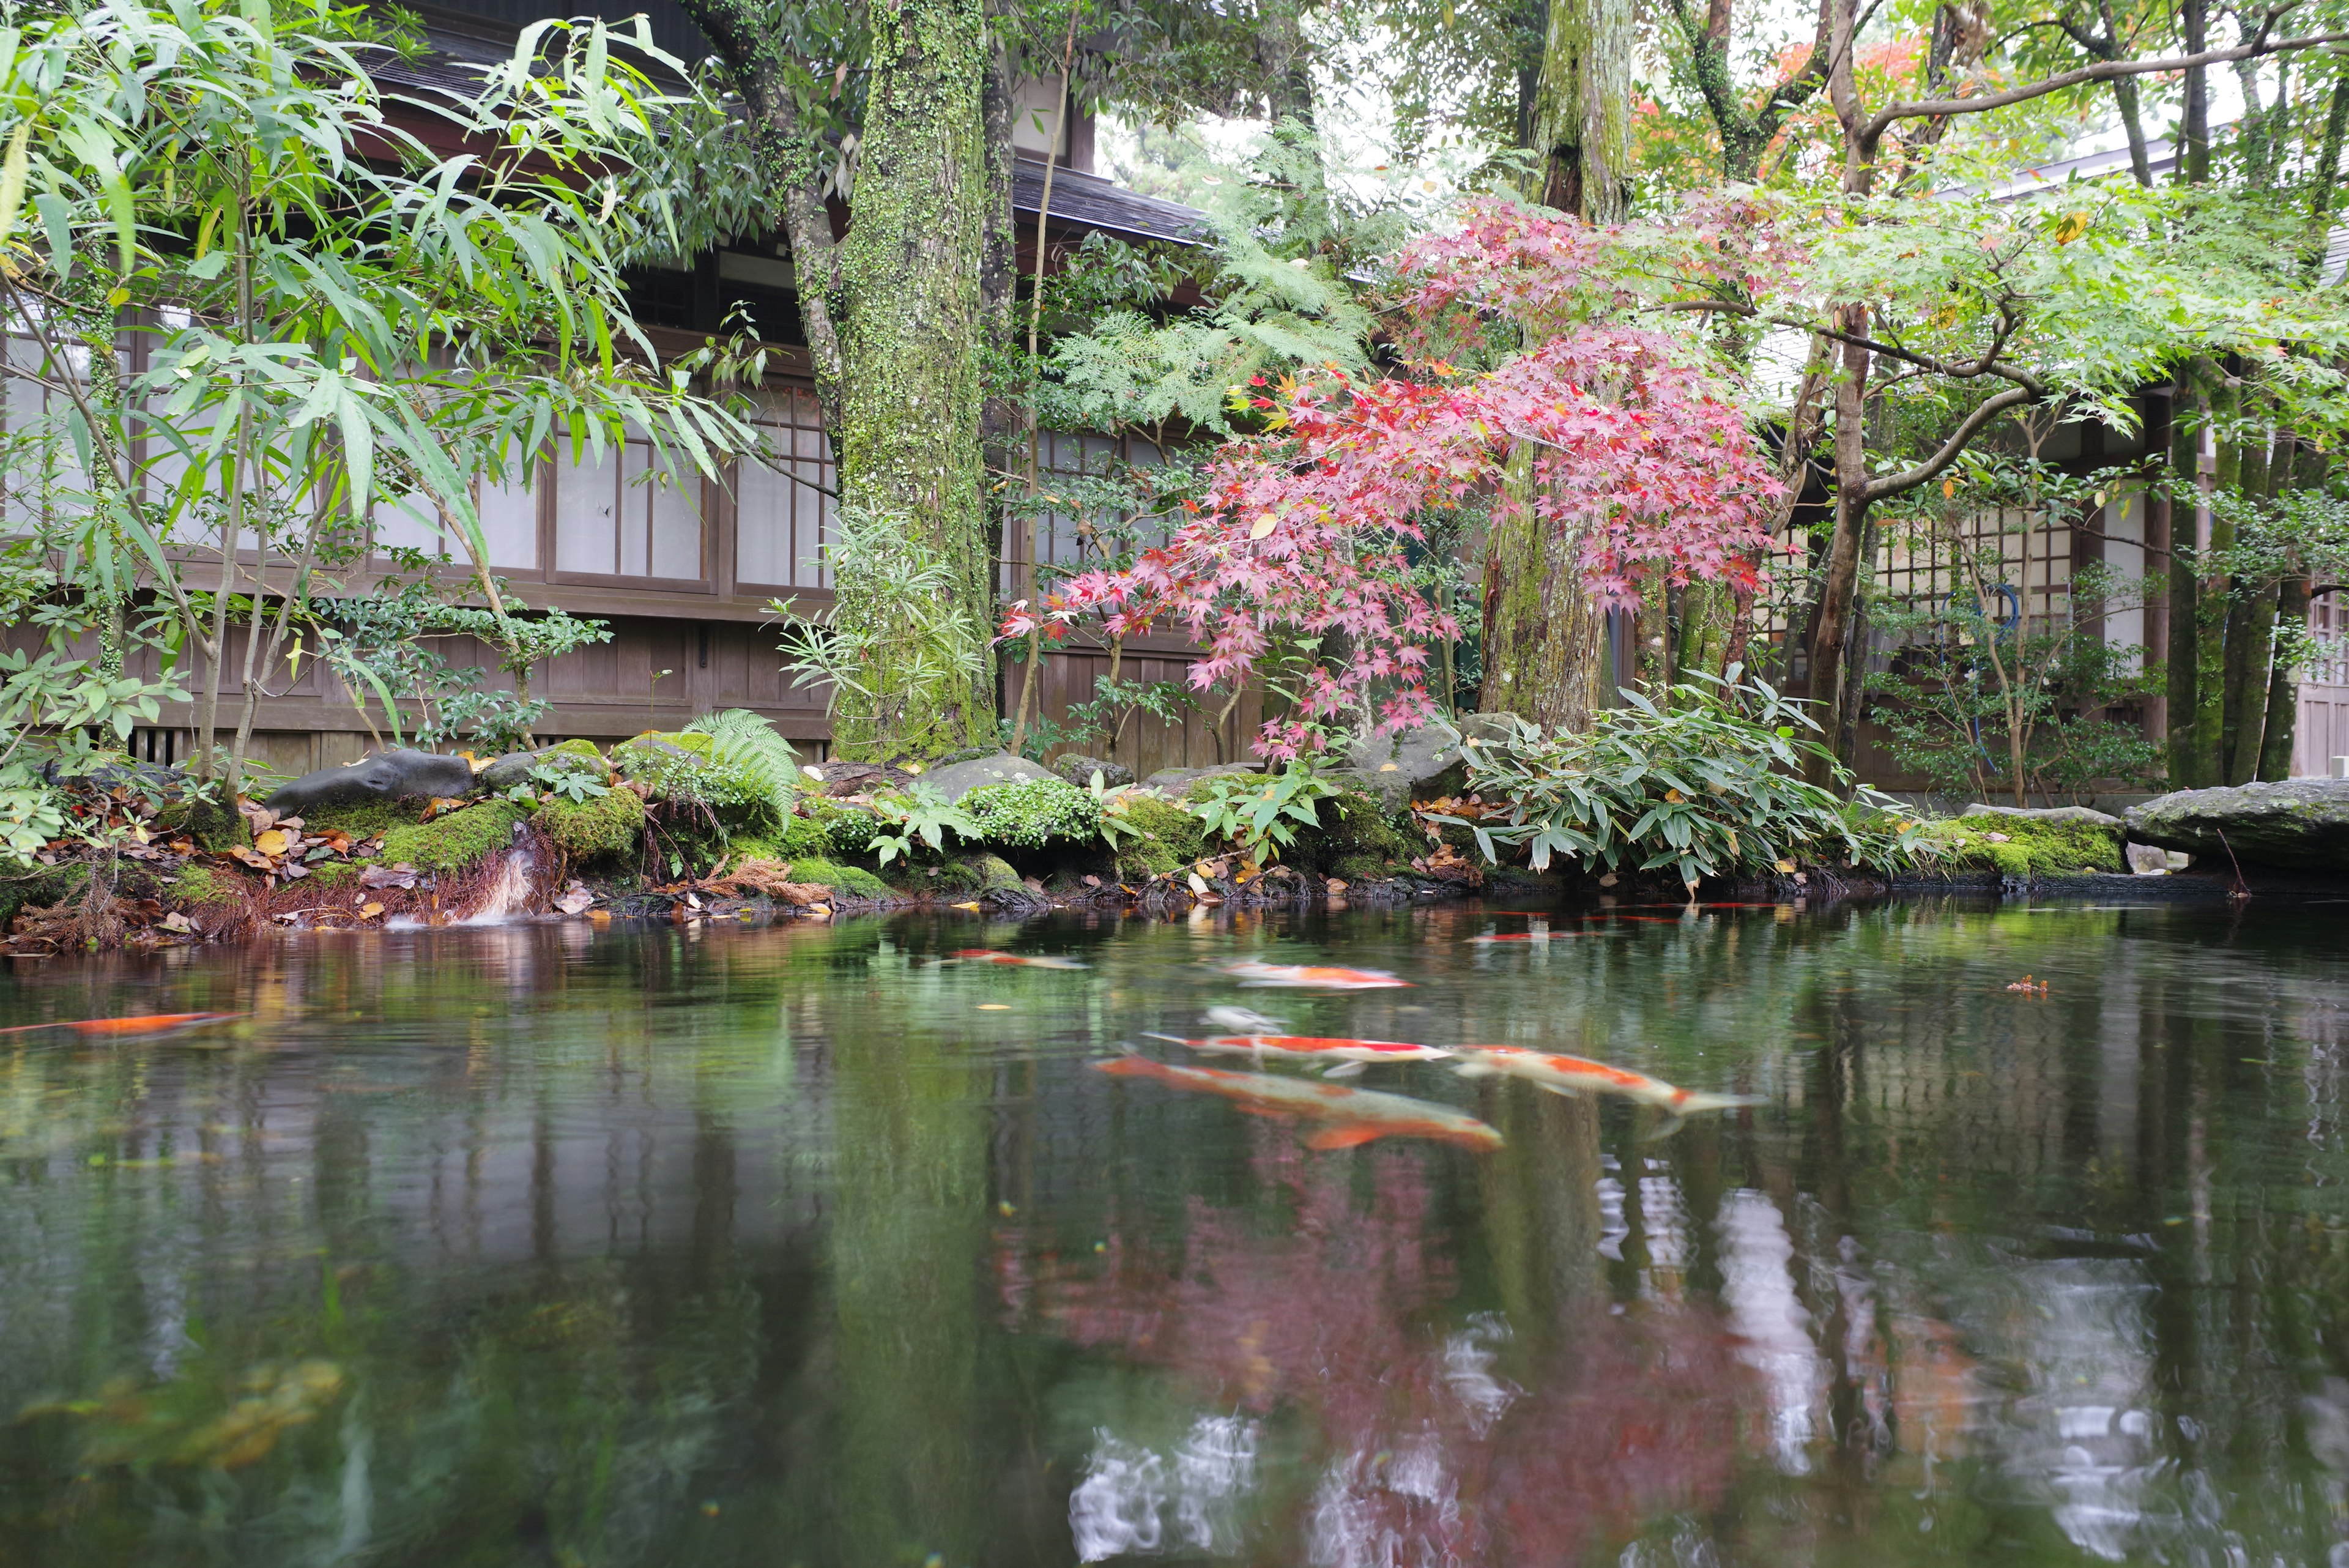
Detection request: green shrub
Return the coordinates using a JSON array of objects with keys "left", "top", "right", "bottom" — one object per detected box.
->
[
  {"left": 615, "top": 732, "right": 777, "bottom": 831},
  {"left": 1444, "top": 672, "right": 1923, "bottom": 887},
  {"left": 539, "top": 786, "right": 647, "bottom": 860},
  {"left": 961, "top": 776, "right": 1100, "bottom": 847},
  {"left": 1187, "top": 768, "right": 1346, "bottom": 863},
  {"left": 380, "top": 800, "right": 526, "bottom": 872}
]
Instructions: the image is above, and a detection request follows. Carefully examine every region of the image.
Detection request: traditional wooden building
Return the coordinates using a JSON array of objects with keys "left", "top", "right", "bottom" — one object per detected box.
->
[{"left": 75, "top": 0, "right": 1247, "bottom": 779}]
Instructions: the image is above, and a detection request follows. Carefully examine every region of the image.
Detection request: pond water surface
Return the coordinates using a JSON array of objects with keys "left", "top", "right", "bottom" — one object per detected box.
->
[{"left": 2, "top": 897, "right": 2348, "bottom": 1566}]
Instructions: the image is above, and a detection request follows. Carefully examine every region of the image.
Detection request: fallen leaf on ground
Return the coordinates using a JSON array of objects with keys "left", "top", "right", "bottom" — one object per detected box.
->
[
  {"left": 554, "top": 887, "right": 594, "bottom": 916},
  {"left": 359, "top": 864, "right": 418, "bottom": 890},
  {"left": 360, "top": 902, "right": 385, "bottom": 919}
]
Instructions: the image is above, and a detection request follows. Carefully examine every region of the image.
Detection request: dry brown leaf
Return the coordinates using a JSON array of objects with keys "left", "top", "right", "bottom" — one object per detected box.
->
[{"left": 360, "top": 902, "right": 385, "bottom": 919}]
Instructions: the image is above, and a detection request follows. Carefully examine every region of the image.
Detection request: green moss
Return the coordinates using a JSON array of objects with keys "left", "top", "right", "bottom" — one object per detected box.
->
[
  {"left": 1927, "top": 813, "right": 2125, "bottom": 878},
  {"left": 379, "top": 800, "right": 526, "bottom": 873},
  {"left": 790, "top": 798, "right": 883, "bottom": 858},
  {"left": 305, "top": 798, "right": 418, "bottom": 841},
  {"left": 1330, "top": 853, "right": 1393, "bottom": 882},
  {"left": 1184, "top": 771, "right": 1274, "bottom": 804},
  {"left": 538, "top": 786, "right": 645, "bottom": 861},
  {"left": 763, "top": 810, "right": 843, "bottom": 862},
  {"left": 961, "top": 777, "right": 1099, "bottom": 847},
  {"left": 0, "top": 863, "right": 92, "bottom": 926},
  {"left": 615, "top": 733, "right": 773, "bottom": 831},
  {"left": 1111, "top": 793, "right": 1204, "bottom": 880},
  {"left": 543, "top": 738, "right": 606, "bottom": 768},
  {"left": 948, "top": 850, "right": 1024, "bottom": 894},
  {"left": 1291, "top": 789, "right": 1414, "bottom": 874},
  {"left": 305, "top": 861, "right": 362, "bottom": 890},
  {"left": 783, "top": 857, "right": 891, "bottom": 900}
]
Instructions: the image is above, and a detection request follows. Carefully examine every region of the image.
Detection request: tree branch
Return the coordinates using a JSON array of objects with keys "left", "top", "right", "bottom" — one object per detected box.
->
[
  {"left": 1861, "top": 385, "right": 2041, "bottom": 503},
  {"left": 1860, "top": 26, "right": 2349, "bottom": 154}
]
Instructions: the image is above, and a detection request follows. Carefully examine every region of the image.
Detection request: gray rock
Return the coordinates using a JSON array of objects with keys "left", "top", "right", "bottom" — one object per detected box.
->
[
  {"left": 921, "top": 751, "right": 1055, "bottom": 803},
  {"left": 1053, "top": 754, "right": 1134, "bottom": 790},
  {"left": 1137, "top": 762, "right": 1260, "bottom": 797},
  {"left": 2123, "top": 780, "right": 2349, "bottom": 871},
  {"left": 806, "top": 759, "right": 913, "bottom": 797},
  {"left": 263, "top": 748, "right": 475, "bottom": 815},
  {"left": 2125, "top": 841, "right": 2192, "bottom": 875},
  {"left": 478, "top": 743, "right": 604, "bottom": 794},
  {"left": 1347, "top": 718, "right": 1468, "bottom": 811},
  {"left": 1962, "top": 803, "right": 2124, "bottom": 828}
]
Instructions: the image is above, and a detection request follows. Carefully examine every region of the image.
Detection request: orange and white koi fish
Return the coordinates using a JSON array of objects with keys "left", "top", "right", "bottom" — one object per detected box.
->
[
  {"left": 943, "top": 949, "right": 1089, "bottom": 970},
  {"left": 1453, "top": 1046, "right": 1762, "bottom": 1121},
  {"left": 0, "top": 1011, "right": 241, "bottom": 1039},
  {"left": 1093, "top": 1053, "right": 1501, "bottom": 1151},
  {"left": 1220, "top": 960, "right": 1411, "bottom": 990},
  {"left": 2005, "top": 975, "right": 2049, "bottom": 995},
  {"left": 1143, "top": 1031, "right": 1453, "bottom": 1077}
]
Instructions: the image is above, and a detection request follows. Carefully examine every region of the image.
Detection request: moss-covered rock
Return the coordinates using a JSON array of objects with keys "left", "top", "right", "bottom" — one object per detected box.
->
[
  {"left": 379, "top": 800, "right": 526, "bottom": 873},
  {"left": 0, "top": 863, "right": 92, "bottom": 926},
  {"left": 961, "top": 776, "right": 1100, "bottom": 848},
  {"left": 782, "top": 857, "right": 891, "bottom": 901},
  {"left": 304, "top": 797, "right": 420, "bottom": 841},
  {"left": 950, "top": 850, "right": 1025, "bottom": 895},
  {"left": 1110, "top": 793, "right": 1204, "bottom": 880},
  {"left": 1923, "top": 812, "right": 2125, "bottom": 878},
  {"left": 616, "top": 732, "right": 776, "bottom": 832},
  {"left": 538, "top": 786, "right": 645, "bottom": 861},
  {"left": 1291, "top": 788, "right": 1416, "bottom": 875}
]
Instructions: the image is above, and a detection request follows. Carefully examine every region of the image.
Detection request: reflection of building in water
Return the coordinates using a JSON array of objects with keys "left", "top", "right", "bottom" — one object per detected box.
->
[{"left": 1978, "top": 1260, "right": 2168, "bottom": 1562}]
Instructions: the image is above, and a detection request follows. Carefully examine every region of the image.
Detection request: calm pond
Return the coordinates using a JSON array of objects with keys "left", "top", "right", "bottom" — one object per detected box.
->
[{"left": 1, "top": 897, "right": 2346, "bottom": 1566}]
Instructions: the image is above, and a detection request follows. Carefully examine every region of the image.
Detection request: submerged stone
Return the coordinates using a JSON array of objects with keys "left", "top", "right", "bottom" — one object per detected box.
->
[
  {"left": 264, "top": 749, "right": 475, "bottom": 815},
  {"left": 2124, "top": 780, "right": 2349, "bottom": 871}
]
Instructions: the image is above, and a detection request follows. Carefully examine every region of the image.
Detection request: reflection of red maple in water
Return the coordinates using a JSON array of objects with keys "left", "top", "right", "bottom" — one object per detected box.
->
[{"left": 1003, "top": 1132, "right": 1761, "bottom": 1563}]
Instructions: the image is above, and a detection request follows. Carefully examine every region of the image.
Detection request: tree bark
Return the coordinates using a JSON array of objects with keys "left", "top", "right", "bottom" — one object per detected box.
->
[
  {"left": 830, "top": 0, "right": 1000, "bottom": 759},
  {"left": 2187, "top": 381, "right": 2237, "bottom": 787},
  {"left": 1804, "top": 311, "right": 1870, "bottom": 779},
  {"left": 2179, "top": 0, "right": 2211, "bottom": 185},
  {"left": 1477, "top": 451, "right": 1612, "bottom": 724},
  {"left": 1476, "top": 0, "right": 1634, "bottom": 726},
  {"left": 1530, "top": 0, "right": 1633, "bottom": 218},
  {"left": 2258, "top": 571, "right": 2310, "bottom": 779},
  {"left": 2165, "top": 385, "right": 2206, "bottom": 786}
]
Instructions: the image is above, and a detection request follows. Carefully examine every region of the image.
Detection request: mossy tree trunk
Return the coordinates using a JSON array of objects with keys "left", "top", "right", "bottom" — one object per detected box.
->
[
  {"left": 678, "top": 0, "right": 1000, "bottom": 762},
  {"left": 1477, "top": 0, "right": 1630, "bottom": 726},
  {"left": 1477, "top": 455, "right": 1612, "bottom": 726},
  {"left": 830, "top": 0, "right": 998, "bottom": 759}
]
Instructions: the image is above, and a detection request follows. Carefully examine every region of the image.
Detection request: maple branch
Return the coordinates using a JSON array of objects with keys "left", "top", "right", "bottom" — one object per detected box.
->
[
  {"left": 1858, "top": 26, "right": 2349, "bottom": 157},
  {"left": 1650, "top": 298, "right": 2039, "bottom": 389},
  {"left": 1860, "top": 385, "right": 2041, "bottom": 503}
]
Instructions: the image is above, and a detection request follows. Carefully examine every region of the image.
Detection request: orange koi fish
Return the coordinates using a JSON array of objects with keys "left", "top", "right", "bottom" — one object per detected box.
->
[
  {"left": 943, "top": 949, "right": 1089, "bottom": 970},
  {"left": 0, "top": 1011, "right": 241, "bottom": 1039},
  {"left": 2005, "top": 975, "right": 2049, "bottom": 995},
  {"left": 1093, "top": 1053, "right": 1501, "bottom": 1151},
  {"left": 1220, "top": 960, "right": 1411, "bottom": 990},
  {"left": 1453, "top": 1046, "right": 1762, "bottom": 1122},
  {"left": 1143, "top": 1031, "right": 1452, "bottom": 1078}
]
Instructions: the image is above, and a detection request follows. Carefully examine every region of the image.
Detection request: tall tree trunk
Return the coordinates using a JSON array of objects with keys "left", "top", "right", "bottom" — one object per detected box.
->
[
  {"left": 1805, "top": 313, "right": 1871, "bottom": 778},
  {"left": 1529, "top": 0, "right": 1633, "bottom": 218},
  {"left": 829, "top": 0, "right": 998, "bottom": 759},
  {"left": 2258, "top": 571, "right": 2311, "bottom": 779},
  {"left": 2179, "top": 0, "right": 2211, "bottom": 185},
  {"left": 1477, "top": 0, "right": 1633, "bottom": 727},
  {"left": 2187, "top": 382, "right": 2238, "bottom": 787},
  {"left": 2165, "top": 385, "right": 2206, "bottom": 786},
  {"left": 1477, "top": 451, "right": 1611, "bottom": 724},
  {"left": 2307, "top": 69, "right": 2349, "bottom": 279}
]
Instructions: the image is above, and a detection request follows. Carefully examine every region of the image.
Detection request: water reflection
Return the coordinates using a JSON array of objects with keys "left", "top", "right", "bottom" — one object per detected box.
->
[{"left": 0, "top": 900, "right": 2343, "bottom": 1564}]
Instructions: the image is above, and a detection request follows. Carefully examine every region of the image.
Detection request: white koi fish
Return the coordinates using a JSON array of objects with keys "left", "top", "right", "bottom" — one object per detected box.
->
[
  {"left": 1453, "top": 1046, "right": 1762, "bottom": 1126},
  {"left": 1220, "top": 960, "right": 1411, "bottom": 990},
  {"left": 1143, "top": 1031, "right": 1453, "bottom": 1077}
]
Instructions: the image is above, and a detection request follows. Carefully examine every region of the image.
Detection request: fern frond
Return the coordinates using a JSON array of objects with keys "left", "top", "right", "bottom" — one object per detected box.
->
[{"left": 685, "top": 708, "right": 799, "bottom": 819}]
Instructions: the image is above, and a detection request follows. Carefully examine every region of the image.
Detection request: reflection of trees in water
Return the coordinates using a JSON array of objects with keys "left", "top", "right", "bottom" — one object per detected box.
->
[{"left": 1014, "top": 1128, "right": 1759, "bottom": 1563}]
